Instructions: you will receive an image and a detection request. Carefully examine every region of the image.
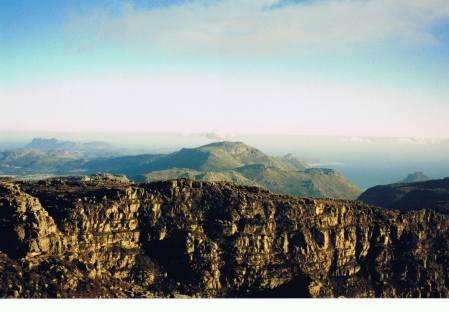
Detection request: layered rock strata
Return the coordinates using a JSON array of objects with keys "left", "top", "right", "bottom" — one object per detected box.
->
[{"left": 0, "top": 177, "right": 448, "bottom": 298}]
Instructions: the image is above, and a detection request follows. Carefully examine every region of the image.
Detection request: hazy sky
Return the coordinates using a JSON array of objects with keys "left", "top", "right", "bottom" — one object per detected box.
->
[{"left": 1, "top": 0, "right": 448, "bottom": 137}]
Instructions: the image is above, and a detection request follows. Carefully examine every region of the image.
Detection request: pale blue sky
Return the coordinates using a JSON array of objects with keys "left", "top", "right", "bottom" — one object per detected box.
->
[{"left": 1, "top": 0, "right": 448, "bottom": 137}]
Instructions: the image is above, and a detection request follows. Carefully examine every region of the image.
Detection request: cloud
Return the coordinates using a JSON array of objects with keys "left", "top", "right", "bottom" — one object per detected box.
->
[
  {"left": 1, "top": 73, "right": 448, "bottom": 137},
  {"left": 339, "top": 136, "right": 374, "bottom": 144},
  {"left": 203, "top": 131, "right": 239, "bottom": 141},
  {"left": 64, "top": 0, "right": 449, "bottom": 58},
  {"left": 267, "top": 0, "right": 320, "bottom": 10},
  {"left": 7, "top": 1, "right": 446, "bottom": 138}
]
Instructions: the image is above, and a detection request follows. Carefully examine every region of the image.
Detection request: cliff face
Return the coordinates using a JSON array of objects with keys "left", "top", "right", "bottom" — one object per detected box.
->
[
  {"left": 359, "top": 177, "right": 449, "bottom": 215},
  {"left": 0, "top": 177, "right": 448, "bottom": 298}
]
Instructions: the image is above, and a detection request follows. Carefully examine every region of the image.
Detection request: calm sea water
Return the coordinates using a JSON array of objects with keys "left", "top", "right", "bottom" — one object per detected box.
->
[
  {"left": 239, "top": 135, "right": 449, "bottom": 190},
  {"left": 322, "top": 160, "right": 449, "bottom": 190}
]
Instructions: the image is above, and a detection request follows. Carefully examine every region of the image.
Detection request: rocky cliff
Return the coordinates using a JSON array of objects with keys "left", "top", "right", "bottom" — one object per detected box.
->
[
  {"left": 359, "top": 177, "right": 449, "bottom": 215},
  {"left": 0, "top": 176, "right": 448, "bottom": 298}
]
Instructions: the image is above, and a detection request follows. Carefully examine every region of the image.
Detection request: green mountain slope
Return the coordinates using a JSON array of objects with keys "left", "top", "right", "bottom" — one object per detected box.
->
[
  {"left": 0, "top": 148, "right": 85, "bottom": 176},
  {"left": 1, "top": 140, "right": 360, "bottom": 199},
  {"left": 143, "top": 167, "right": 261, "bottom": 188},
  {"left": 235, "top": 165, "right": 360, "bottom": 199},
  {"left": 88, "top": 141, "right": 306, "bottom": 176},
  {"left": 139, "top": 142, "right": 360, "bottom": 199}
]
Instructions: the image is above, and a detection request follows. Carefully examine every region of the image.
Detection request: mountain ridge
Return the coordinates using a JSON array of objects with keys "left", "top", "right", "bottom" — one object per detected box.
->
[
  {"left": 0, "top": 139, "right": 360, "bottom": 199},
  {"left": 26, "top": 138, "right": 114, "bottom": 151},
  {"left": 398, "top": 171, "right": 431, "bottom": 183},
  {"left": 358, "top": 177, "right": 449, "bottom": 214},
  {"left": 138, "top": 141, "right": 360, "bottom": 199}
]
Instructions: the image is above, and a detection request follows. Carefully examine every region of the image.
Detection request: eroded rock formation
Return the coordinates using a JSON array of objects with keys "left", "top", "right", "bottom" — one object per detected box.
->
[{"left": 0, "top": 176, "right": 448, "bottom": 298}]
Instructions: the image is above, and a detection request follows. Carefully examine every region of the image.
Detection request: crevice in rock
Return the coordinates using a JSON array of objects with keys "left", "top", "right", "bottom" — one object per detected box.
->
[
  {"left": 142, "top": 231, "right": 193, "bottom": 284},
  {"left": 234, "top": 271, "right": 311, "bottom": 298}
]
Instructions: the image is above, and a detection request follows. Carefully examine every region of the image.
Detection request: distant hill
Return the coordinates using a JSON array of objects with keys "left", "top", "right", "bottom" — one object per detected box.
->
[
  {"left": 235, "top": 165, "right": 360, "bottom": 199},
  {"left": 398, "top": 171, "right": 431, "bottom": 183},
  {"left": 0, "top": 138, "right": 131, "bottom": 177},
  {"left": 27, "top": 138, "right": 112, "bottom": 151},
  {"left": 87, "top": 141, "right": 308, "bottom": 177},
  {"left": 84, "top": 154, "right": 163, "bottom": 177},
  {"left": 279, "top": 153, "right": 309, "bottom": 171},
  {"left": 0, "top": 140, "right": 360, "bottom": 199},
  {"left": 139, "top": 142, "right": 360, "bottom": 199},
  {"left": 142, "top": 141, "right": 307, "bottom": 172},
  {"left": 144, "top": 168, "right": 260, "bottom": 187},
  {"left": 0, "top": 148, "right": 84, "bottom": 176},
  {"left": 26, "top": 138, "right": 125, "bottom": 158},
  {"left": 358, "top": 177, "right": 449, "bottom": 214}
]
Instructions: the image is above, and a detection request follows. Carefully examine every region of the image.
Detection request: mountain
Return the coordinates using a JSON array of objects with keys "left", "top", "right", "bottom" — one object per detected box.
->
[
  {"left": 358, "top": 177, "right": 449, "bottom": 214},
  {"left": 279, "top": 153, "right": 309, "bottom": 171},
  {"left": 134, "top": 141, "right": 307, "bottom": 172},
  {"left": 26, "top": 138, "right": 127, "bottom": 158},
  {"left": 139, "top": 142, "right": 360, "bottom": 199},
  {"left": 0, "top": 148, "right": 85, "bottom": 176},
  {"left": 398, "top": 171, "right": 431, "bottom": 183},
  {"left": 144, "top": 167, "right": 261, "bottom": 187},
  {"left": 1, "top": 177, "right": 448, "bottom": 298},
  {"left": 27, "top": 138, "right": 112, "bottom": 151},
  {"left": 0, "top": 138, "right": 138, "bottom": 177},
  {"left": 233, "top": 165, "right": 360, "bottom": 199},
  {"left": 84, "top": 154, "right": 163, "bottom": 177},
  {"left": 0, "top": 140, "right": 360, "bottom": 199},
  {"left": 192, "top": 141, "right": 307, "bottom": 171}
]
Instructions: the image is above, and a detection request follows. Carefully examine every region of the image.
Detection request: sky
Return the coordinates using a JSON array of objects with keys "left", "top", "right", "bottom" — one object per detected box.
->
[{"left": 1, "top": 0, "right": 449, "bottom": 137}]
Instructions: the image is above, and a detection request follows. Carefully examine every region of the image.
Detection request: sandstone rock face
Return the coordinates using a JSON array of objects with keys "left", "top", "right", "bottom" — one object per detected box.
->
[
  {"left": 0, "top": 177, "right": 448, "bottom": 298},
  {"left": 0, "top": 182, "right": 62, "bottom": 260}
]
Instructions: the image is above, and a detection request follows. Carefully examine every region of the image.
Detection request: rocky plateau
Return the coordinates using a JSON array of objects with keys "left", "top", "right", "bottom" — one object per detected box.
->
[{"left": 0, "top": 175, "right": 448, "bottom": 298}]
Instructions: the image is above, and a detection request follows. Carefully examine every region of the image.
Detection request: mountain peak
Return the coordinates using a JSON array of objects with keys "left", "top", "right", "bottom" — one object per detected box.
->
[
  {"left": 27, "top": 138, "right": 73, "bottom": 149},
  {"left": 359, "top": 176, "right": 449, "bottom": 214},
  {"left": 194, "top": 141, "right": 290, "bottom": 171},
  {"left": 26, "top": 137, "right": 114, "bottom": 152},
  {"left": 398, "top": 171, "right": 431, "bottom": 183},
  {"left": 201, "top": 141, "right": 246, "bottom": 146},
  {"left": 198, "top": 141, "right": 250, "bottom": 150}
]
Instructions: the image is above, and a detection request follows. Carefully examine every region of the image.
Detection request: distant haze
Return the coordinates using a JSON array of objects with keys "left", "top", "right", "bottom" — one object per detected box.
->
[{"left": 1, "top": 131, "right": 449, "bottom": 190}]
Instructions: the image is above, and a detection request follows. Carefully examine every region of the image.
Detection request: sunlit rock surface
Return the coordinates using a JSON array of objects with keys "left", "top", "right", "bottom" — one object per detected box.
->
[{"left": 0, "top": 176, "right": 448, "bottom": 298}]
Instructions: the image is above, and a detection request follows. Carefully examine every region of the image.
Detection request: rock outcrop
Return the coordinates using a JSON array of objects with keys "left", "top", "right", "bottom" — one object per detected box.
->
[
  {"left": 359, "top": 177, "right": 449, "bottom": 215},
  {"left": 0, "top": 177, "right": 448, "bottom": 298},
  {"left": 398, "top": 172, "right": 431, "bottom": 183}
]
